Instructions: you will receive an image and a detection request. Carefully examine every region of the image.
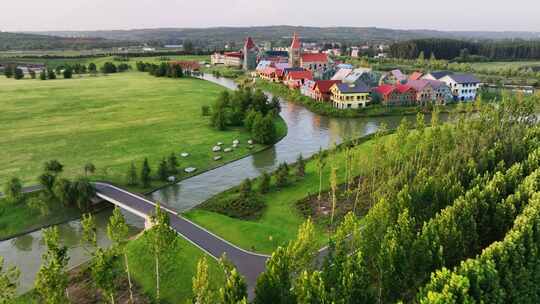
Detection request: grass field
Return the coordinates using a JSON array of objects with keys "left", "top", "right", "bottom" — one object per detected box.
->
[
  {"left": 0, "top": 72, "right": 282, "bottom": 191},
  {"left": 469, "top": 60, "right": 540, "bottom": 72},
  {"left": 0, "top": 55, "right": 210, "bottom": 70},
  {"left": 185, "top": 134, "right": 390, "bottom": 253}
]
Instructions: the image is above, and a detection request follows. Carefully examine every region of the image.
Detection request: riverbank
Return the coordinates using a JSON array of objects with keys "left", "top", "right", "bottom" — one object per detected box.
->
[{"left": 185, "top": 131, "right": 394, "bottom": 254}]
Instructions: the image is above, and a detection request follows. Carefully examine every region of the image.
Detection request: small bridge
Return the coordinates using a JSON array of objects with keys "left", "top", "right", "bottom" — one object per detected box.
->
[{"left": 94, "top": 182, "right": 269, "bottom": 295}]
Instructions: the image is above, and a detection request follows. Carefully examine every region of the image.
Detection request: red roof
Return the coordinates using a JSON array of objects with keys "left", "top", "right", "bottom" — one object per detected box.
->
[
  {"left": 260, "top": 67, "right": 277, "bottom": 76},
  {"left": 224, "top": 52, "right": 243, "bottom": 58},
  {"left": 287, "top": 70, "right": 313, "bottom": 80},
  {"left": 374, "top": 85, "right": 395, "bottom": 97},
  {"left": 170, "top": 61, "right": 200, "bottom": 70},
  {"left": 395, "top": 84, "right": 415, "bottom": 94},
  {"left": 276, "top": 69, "right": 285, "bottom": 77},
  {"left": 409, "top": 72, "right": 423, "bottom": 80},
  {"left": 291, "top": 32, "right": 301, "bottom": 49},
  {"left": 244, "top": 37, "right": 256, "bottom": 50},
  {"left": 315, "top": 80, "right": 341, "bottom": 94},
  {"left": 301, "top": 53, "right": 329, "bottom": 63}
]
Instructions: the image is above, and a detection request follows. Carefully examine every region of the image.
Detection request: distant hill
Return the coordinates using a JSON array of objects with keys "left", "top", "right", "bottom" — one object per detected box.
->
[
  {"left": 0, "top": 32, "right": 135, "bottom": 51},
  {"left": 30, "top": 26, "right": 540, "bottom": 47}
]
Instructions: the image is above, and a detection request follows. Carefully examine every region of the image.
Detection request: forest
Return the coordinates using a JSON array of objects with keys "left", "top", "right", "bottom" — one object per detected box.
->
[{"left": 389, "top": 38, "right": 540, "bottom": 61}]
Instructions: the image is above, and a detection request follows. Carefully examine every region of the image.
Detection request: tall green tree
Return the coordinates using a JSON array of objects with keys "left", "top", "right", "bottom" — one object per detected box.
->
[
  {"left": 127, "top": 162, "right": 138, "bottom": 186},
  {"left": 296, "top": 154, "right": 306, "bottom": 178},
  {"left": 219, "top": 257, "right": 248, "bottom": 304},
  {"left": 148, "top": 203, "right": 177, "bottom": 302},
  {"left": 3, "top": 177, "right": 23, "bottom": 205},
  {"left": 44, "top": 160, "right": 63, "bottom": 175},
  {"left": 107, "top": 207, "right": 134, "bottom": 304},
  {"left": 192, "top": 257, "right": 214, "bottom": 304},
  {"left": 91, "top": 248, "right": 118, "bottom": 304},
  {"left": 81, "top": 213, "right": 97, "bottom": 253},
  {"left": 14, "top": 68, "right": 24, "bottom": 80},
  {"left": 73, "top": 177, "right": 95, "bottom": 211},
  {"left": 157, "top": 158, "right": 169, "bottom": 181},
  {"left": 53, "top": 178, "right": 74, "bottom": 206},
  {"left": 141, "top": 158, "right": 152, "bottom": 188},
  {"left": 35, "top": 227, "right": 69, "bottom": 304},
  {"left": 167, "top": 153, "right": 179, "bottom": 175},
  {"left": 0, "top": 256, "right": 20, "bottom": 304}
]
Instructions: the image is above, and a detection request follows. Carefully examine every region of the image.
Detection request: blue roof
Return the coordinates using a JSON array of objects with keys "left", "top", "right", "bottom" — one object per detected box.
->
[
  {"left": 336, "top": 81, "right": 370, "bottom": 93},
  {"left": 265, "top": 50, "right": 289, "bottom": 57}
]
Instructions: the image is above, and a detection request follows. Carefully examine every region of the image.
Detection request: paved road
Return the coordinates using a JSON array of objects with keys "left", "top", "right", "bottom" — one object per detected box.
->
[
  {"left": 94, "top": 182, "right": 269, "bottom": 297},
  {"left": 0, "top": 185, "right": 43, "bottom": 199}
]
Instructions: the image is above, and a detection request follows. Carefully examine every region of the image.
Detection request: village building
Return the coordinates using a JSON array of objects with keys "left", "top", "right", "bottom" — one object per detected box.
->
[
  {"left": 313, "top": 80, "right": 341, "bottom": 101},
  {"left": 374, "top": 84, "right": 417, "bottom": 106},
  {"left": 170, "top": 61, "right": 201, "bottom": 73},
  {"left": 439, "top": 74, "right": 481, "bottom": 101},
  {"left": 422, "top": 71, "right": 453, "bottom": 81},
  {"left": 211, "top": 52, "right": 243, "bottom": 67},
  {"left": 409, "top": 72, "right": 424, "bottom": 81},
  {"left": 406, "top": 79, "right": 435, "bottom": 106},
  {"left": 330, "top": 81, "right": 371, "bottom": 109},
  {"left": 284, "top": 70, "right": 313, "bottom": 89},
  {"left": 331, "top": 68, "right": 353, "bottom": 81},
  {"left": 243, "top": 37, "right": 258, "bottom": 71},
  {"left": 379, "top": 69, "right": 407, "bottom": 85},
  {"left": 289, "top": 32, "right": 302, "bottom": 68},
  {"left": 425, "top": 79, "right": 452, "bottom": 104}
]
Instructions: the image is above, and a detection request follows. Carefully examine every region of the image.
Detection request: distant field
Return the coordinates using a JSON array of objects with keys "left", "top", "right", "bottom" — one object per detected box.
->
[
  {"left": 469, "top": 61, "right": 540, "bottom": 71},
  {"left": 0, "top": 72, "right": 269, "bottom": 189},
  {"left": 0, "top": 54, "right": 210, "bottom": 69}
]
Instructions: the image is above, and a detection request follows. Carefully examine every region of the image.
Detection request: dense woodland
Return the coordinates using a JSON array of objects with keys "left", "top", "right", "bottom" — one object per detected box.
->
[
  {"left": 390, "top": 38, "right": 540, "bottom": 61},
  {"left": 0, "top": 32, "right": 133, "bottom": 51},
  {"left": 249, "top": 94, "right": 540, "bottom": 304}
]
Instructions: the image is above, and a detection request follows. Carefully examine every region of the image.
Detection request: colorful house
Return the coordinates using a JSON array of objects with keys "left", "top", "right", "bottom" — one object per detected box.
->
[
  {"left": 425, "top": 79, "right": 452, "bottom": 104},
  {"left": 422, "top": 71, "right": 453, "bottom": 81},
  {"left": 439, "top": 74, "right": 481, "bottom": 102},
  {"left": 313, "top": 80, "right": 341, "bottom": 101},
  {"left": 406, "top": 80, "right": 435, "bottom": 105},
  {"left": 374, "top": 84, "right": 417, "bottom": 106},
  {"left": 330, "top": 81, "right": 371, "bottom": 109},
  {"left": 379, "top": 69, "right": 407, "bottom": 85},
  {"left": 285, "top": 70, "right": 313, "bottom": 89}
]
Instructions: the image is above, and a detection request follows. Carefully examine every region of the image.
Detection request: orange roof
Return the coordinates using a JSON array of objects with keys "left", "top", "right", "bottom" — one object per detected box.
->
[
  {"left": 409, "top": 72, "right": 424, "bottom": 80},
  {"left": 301, "top": 53, "right": 329, "bottom": 63},
  {"left": 395, "top": 84, "right": 416, "bottom": 94},
  {"left": 315, "top": 80, "right": 341, "bottom": 94},
  {"left": 291, "top": 32, "right": 301, "bottom": 49},
  {"left": 287, "top": 70, "right": 313, "bottom": 80}
]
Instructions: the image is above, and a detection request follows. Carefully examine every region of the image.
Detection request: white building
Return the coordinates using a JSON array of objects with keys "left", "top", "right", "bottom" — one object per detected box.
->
[{"left": 439, "top": 74, "right": 481, "bottom": 102}]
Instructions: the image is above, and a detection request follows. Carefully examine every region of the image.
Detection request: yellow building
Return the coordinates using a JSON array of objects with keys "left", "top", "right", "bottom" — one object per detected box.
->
[{"left": 330, "top": 82, "right": 371, "bottom": 109}]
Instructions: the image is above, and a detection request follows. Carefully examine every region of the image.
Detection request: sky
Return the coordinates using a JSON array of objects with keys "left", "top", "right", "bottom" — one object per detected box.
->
[{"left": 2, "top": 0, "right": 540, "bottom": 32}]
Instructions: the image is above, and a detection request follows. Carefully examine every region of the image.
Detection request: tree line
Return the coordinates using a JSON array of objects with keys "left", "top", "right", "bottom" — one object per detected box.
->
[
  {"left": 390, "top": 38, "right": 540, "bottom": 61},
  {"left": 3, "top": 61, "right": 129, "bottom": 80},
  {"left": 135, "top": 61, "right": 187, "bottom": 78}
]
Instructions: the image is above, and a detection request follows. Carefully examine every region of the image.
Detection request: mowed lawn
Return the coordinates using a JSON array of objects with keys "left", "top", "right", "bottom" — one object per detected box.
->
[
  {"left": 0, "top": 72, "right": 260, "bottom": 187},
  {"left": 185, "top": 135, "right": 390, "bottom": 254}
]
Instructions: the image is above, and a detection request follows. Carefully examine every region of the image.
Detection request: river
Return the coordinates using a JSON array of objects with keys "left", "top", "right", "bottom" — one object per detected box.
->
[{"left": 1, "top": 74, "right": 436, "bottom": 294}]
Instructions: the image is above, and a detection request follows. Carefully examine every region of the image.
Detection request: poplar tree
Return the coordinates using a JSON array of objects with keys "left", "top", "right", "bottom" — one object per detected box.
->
[
  {"left": 127, "top": 162, "right": 138, "bottom": 186},
  {"left": 141, "top": 158, "right": 151, "bottom": 188},
  {"left": 316, "top": 148, "right": 326, "bottom": 201},
  {"left": 107, "top": 207, "right": 134, "bottom": 304},
  {"left": 148, "top": 203, "right": 177, "bottom": 302},
  {"left": 259, "top": 172, "right": 271, "bottom": 194},
  {"left": 35, "top": 227, "right": 69, "bottom": 304},
  {"left": 192, "top": 257, "right": 214, "bottom": 304},
  {"left": 296, "top": 154, "right": 306, "bottom": 178},
  {"left": 219, "top": 257, "right": 247, "bottom": 304},
  {"left": 0, "top": 256, "right": 20, "bottom": 303},
  {"left": 91, "top": 248, "right": 118, "bottom": 304}
]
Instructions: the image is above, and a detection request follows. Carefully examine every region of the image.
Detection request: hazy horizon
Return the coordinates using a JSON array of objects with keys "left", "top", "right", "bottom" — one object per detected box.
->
[{"left": 2, "top": 0, "right": 540, "bottom": 32}]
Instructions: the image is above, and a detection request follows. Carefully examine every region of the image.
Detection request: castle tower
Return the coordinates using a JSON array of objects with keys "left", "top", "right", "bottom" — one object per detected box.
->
[
  {"left": 289, "top": 32, "right": 302, "bottom": 68},
  {"left": 243, "top": 37, "right": 258, "bottom": 71}
]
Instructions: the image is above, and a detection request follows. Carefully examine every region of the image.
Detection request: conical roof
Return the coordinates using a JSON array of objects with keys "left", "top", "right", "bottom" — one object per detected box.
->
[
  {"left": 290, "top": 32, "right": 301, "bottom": 49},
  {"left": 244, "top": 37, "right": 256, "bottom": 50}
]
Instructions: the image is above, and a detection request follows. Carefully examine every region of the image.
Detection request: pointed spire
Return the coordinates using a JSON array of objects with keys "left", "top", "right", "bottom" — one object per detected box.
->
[
  {"left": 291, "top": 32, "right": 301, "bottom": 49},
  {"left": 244, "top": 36, "right": 256, "bottom": 50}
]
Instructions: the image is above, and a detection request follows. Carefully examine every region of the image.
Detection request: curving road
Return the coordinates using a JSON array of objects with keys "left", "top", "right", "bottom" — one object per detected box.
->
[{"left": 95, "top": 182, "right": 269, "bottom": 296}]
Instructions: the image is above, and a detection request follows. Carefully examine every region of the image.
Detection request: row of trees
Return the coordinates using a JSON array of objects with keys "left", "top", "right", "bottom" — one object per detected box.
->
[
  {"left": 211, "top": 88, "right": 281, "bottom": 145},
  {"left": 3, "top": 61, "right": 131, "bottom": 80},
  {"left": 126, "top": 154, "right": 180, "bottom": 188},
  {"left": 135, "top": 61, "right": 186, "bottom": 78},
  {"left": 390, "top": 38, "right": 540, "bottom": 61}
]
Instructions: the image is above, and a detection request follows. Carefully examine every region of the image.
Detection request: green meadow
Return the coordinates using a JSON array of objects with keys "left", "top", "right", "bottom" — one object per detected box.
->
[{"left": 0, "top": 72, "right": 282, "bottom": 190}]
